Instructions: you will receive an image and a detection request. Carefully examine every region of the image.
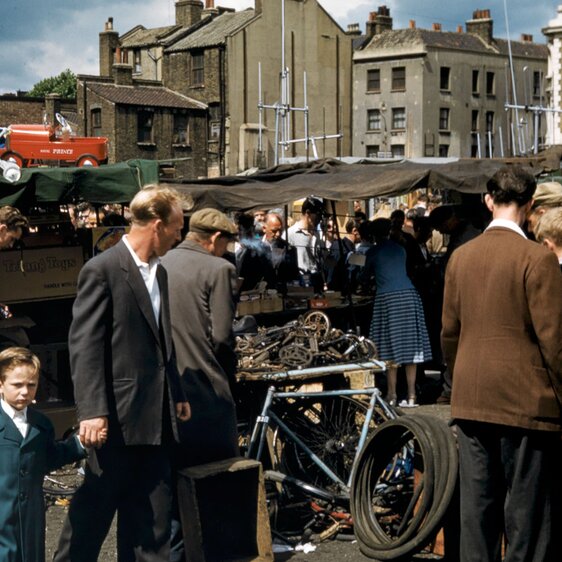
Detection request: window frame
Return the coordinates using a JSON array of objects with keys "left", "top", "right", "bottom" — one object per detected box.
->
[
  {"left": 391, "top": 107, "right": 406, "bottom": 130},
  {"left": 439, "top": 107, "right": 450, "bottom": 131},
  {"left": 440, "top": 67, "right": 451, "bottom": 91},
  {"left": 172, "top": 112, "right": 190, "bottom": 145},
  {"left": 391, "top": 67, "right": 406, "bottom": 91},
  {"left": 137, "top": 109, "right": 154, "bottom": 144},
  {"left": 367, "top": 68, "right": 381, "bottom": 92},
  {"left": 191, "top": 51, "right": 204, "bottom": 86},
  {"left": 486, "top": 71, "right": 495, "bottom": 96},
  {"left": 472, "top": 69, "right": 480, "bottom": 95},
  {"left": 367, "top": 109, "right": 382, "bottom": 131}
]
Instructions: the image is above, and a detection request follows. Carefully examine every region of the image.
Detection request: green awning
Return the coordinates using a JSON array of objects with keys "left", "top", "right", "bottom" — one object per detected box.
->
[{"left": 0, "top": 159, "right": 159, "bottom": 207}]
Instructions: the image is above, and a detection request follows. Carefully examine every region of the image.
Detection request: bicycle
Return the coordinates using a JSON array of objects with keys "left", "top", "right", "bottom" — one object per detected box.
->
[{"left": 243, "top": 384, "right": 399, "bottom": 537}]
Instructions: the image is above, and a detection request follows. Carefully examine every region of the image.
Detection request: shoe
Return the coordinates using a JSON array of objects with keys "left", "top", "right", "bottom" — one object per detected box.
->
[
  {"left": 399, "top": 396, "right": 419, "bottom": 408},
  {"left": 386, "top": 394, "right": 397, "bottom": 407}
]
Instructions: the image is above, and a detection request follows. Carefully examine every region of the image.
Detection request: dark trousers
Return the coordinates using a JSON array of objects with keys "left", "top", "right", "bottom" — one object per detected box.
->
[
  {"left": 456, "top": 420, "right": 562, "bottom": 562},
  {"left": 53, "top": 445, "right": 172, "bottom": 562}
]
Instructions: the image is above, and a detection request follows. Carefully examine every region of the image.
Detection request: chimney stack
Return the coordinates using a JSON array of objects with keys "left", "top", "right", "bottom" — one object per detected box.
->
[
  {"left": 366, "top": 5, "right": 393, "bottom": 38},
  {"left": 113, "top": 63, "right": 134, "bottom": 86},
  {"left": 346, "top": 23, "right": 362, "bottom": 36},
  {"left": 175, "top": 0, "right": 203, "bottom": 27},
  {"left": 466, "top": 8, "right": 494, "bottom": 44},
  {"left": 99, "top": 17, "right": 120, "bottom": 76}
]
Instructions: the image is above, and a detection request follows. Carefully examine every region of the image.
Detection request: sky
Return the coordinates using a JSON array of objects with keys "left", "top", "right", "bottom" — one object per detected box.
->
[{"left": 1, "top": 0, "right": 560, "bottom": 94}]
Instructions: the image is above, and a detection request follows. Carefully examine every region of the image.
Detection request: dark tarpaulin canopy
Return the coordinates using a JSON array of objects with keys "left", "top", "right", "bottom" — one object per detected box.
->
[
  {"left": 0, "top": 159, "right": 159, "bottom": 208},
  {"left": 167, "top": 156, "right": 550, "bottom": 213}
]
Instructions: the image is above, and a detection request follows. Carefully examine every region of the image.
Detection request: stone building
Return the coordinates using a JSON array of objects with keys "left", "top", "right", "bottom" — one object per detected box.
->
[
  {"left": 353, "top": 6, "right": 548, "bottom": 159},
  {"left": 543, "top": 5, "right": 562, "bottom": 146},
  {"left": 76, "top": 64, "right": 208, "bottom": 179},
  {"left": 97, "top": 0, "right": 353, "bottom": 177}
]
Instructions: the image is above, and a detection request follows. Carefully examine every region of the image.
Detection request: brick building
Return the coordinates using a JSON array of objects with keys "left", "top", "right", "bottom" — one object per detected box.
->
[
  {"left": 76, "top": 65, "right": 207, "bottom": 179},
  {"left": 98, "top": 0, "right": 354, "bottom": 177},
  {"left": 353, "top": 7, "right": 548, "bottom": 159}
]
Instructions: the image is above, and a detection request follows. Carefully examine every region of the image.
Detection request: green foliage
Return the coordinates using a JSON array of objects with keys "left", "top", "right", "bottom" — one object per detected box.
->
[{"left": 27, "top": 69, "right": 77, "bottom": 99}]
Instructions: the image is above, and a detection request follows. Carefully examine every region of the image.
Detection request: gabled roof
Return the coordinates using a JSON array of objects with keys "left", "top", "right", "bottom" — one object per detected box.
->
[
  {"left": 87, "top": 82, "right": 207, "bottom": 110},
  {"left": 121, "top": 25, "right": 182, "bottom": 48},
  {"left": 359, "top": 28, "right": 547, "bottom": 59},
  {"left": 166, "top": 9, "right": 256, "bottom": 52}
]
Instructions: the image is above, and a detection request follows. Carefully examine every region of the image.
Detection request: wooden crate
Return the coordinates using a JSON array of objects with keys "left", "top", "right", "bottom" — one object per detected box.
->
[{"left": 177, "top": 458, "right": 273, "bottom": 562}]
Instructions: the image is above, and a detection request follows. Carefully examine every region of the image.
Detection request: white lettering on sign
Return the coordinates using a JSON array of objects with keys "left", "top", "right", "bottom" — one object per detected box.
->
[{"left": 52, "top": 149, "right": 74, "bottom": 155}]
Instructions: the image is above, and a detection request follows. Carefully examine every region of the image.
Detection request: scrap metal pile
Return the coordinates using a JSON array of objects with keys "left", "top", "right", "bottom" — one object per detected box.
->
[{"left": 236, "top": 311, "right": 378, "bottom": 376}]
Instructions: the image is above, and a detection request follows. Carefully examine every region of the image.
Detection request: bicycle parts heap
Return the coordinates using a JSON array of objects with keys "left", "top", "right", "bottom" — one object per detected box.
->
[
  {"left": 236, "top": 311, "right": 378, "bottom": 376},
  {"left": 244, "top": 386, "right": 399, "bottom": 542}
]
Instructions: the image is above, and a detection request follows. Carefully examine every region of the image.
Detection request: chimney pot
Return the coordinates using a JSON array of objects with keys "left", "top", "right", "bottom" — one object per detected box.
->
[
  {"left": 409, "top": 20, "right": 416, "bottom": 29},
  {"left": 205, "top": 0, "right": 214, "bottom": 8},
  {"left": 432, "top": 23, "right": 442, "bottom": 32},
  {"left": 457, "top": 25, "right": 463, "bottom": 33}
]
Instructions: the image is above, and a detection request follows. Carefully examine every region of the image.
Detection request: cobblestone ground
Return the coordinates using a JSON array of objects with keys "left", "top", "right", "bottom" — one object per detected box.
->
[{"left": 45, "top": 404, "right": 452, "bottom": 561}]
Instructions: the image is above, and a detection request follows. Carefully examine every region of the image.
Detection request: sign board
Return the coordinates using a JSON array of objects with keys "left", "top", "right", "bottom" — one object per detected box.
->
[{"left": 0, "top": 246, "right": 84, "bottom": 303}]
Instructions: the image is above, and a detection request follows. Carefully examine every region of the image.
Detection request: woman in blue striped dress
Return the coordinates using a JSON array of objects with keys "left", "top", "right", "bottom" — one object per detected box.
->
[{"left": 363, "top": 218, "right": 432, "bottom": 407}]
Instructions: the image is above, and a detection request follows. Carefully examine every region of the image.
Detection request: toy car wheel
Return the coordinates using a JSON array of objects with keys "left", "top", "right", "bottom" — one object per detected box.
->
[
  {"left": 1, "top": 151, "right": 25, "bottom": 167},
  {"left": 76, "top": 154, "right": 100, "bottom": 167}
]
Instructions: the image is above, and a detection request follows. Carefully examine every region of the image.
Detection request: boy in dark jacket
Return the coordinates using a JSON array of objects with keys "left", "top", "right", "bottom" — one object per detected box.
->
[{"left": 0, "top": 347, "right": 86, "bottom": 562}]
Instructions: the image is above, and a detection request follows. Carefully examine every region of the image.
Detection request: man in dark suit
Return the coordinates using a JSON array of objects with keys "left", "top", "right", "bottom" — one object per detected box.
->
[
  {"left": 442, "top": 167, "right": 562, "bottom": 562},
  {"left": 54, "top": 185, "right": 191, "bottom": 562}
]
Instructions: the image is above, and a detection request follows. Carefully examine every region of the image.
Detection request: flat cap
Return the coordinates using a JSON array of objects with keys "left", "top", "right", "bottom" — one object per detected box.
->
[
  {"left": 534, "top": 182, "right": 562, "bottom": 208},
  {"left": 189, "top": 208, "right": 237, "bottom": 235}
]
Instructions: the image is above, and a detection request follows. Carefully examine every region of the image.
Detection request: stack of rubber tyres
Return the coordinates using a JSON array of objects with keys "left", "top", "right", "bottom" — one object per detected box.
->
[{"left": 350, "top": 414, "right": 458, "bottom": 560}]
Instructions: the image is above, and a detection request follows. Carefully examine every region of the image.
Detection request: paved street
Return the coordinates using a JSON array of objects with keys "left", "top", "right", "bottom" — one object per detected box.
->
[{"left": 45, "top": 404, "right": 452, "bottom": 561}]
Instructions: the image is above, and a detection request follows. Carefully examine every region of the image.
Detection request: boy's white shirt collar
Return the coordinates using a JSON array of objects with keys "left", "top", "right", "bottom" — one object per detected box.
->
[
  {"left": 1, "top": 398, "right": 29, "bottom": 437},
  {"left": 1, "top": 397, "right": 27, "bottom": 420}
]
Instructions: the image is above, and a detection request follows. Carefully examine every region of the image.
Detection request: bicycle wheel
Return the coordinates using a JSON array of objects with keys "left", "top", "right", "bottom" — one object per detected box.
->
[{"left": 273, "top": 394, "right": 384, "bottom": 497}]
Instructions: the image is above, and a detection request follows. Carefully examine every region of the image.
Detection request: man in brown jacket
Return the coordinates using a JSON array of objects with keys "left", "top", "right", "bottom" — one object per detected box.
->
[{"left": 442, "top": 166, "right": 562, "bottom": 562}]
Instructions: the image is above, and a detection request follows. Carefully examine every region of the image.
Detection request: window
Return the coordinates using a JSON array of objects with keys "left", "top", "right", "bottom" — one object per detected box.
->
[
  {"left": 137, "top": 110, "right": 154, "bottom": 143},
  {"left": 90, "top": 108, "right": 102, "bottom": 137},
  {"left": 367, "top": 69, "right": 381, "bottom": 92},
  {"left": 440, "top": 67, "right": 451, "bottom": 91},
  {"left": 485, "top": 111, "right": 494, "bottom": 132},
  {"left": 133, "top": 50, "right": 141, "bottom": 74},
  {"left": 173, "top": 113, "right": 189, "bottom": 144},
  {"left": 367, "top": 109, "right": 381, "bottom": 131},
  {"left": 471, "top": 110, "right": 479, "bottom": 132},
  {"left": 472, "top": 70, "right": 479, "bottom": 94},
  {"left": 438, "top": 145, "right": 449, "bottom": 157},
  {"left": 439, "top": 108, "right": 450, "bottom": 130},
  {"left": 392, "top": 107, "right": 406, "bottom": 130},
  {"left": 366, "top": 145, "right": 379, "bottom": 158},
  {"left": 208, "top": 104, "right": 220, "bottom": 140},
  {"left": 486, "top": 71, "right": 495, "bottom": 95},
  {"left": 533, "top": 71, "right": 541, "bottom": 97},
  {"left": 391, "top": 67, "right": 406, "bottom": 90},
  {"left": 192, "top": 51, "right": 204, "bottom": 85},
  {"left": 391, "top": 144, "right": 405, "bottom": 157}
]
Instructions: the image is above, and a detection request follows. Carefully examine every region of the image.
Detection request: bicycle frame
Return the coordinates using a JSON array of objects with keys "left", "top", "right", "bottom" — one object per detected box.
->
[{"left": 246, "top": 386, "right": 396, "bottom": 495}]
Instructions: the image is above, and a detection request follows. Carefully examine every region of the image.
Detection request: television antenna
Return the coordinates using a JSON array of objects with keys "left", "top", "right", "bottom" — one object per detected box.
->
[{"left": 257, "top": 0, "right": 342, "bottom": 165}]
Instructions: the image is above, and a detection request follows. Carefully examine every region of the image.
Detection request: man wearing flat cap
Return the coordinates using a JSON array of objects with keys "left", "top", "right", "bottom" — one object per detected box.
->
[
  {"left": 162, "top": 208, "right": 240, "bottom": 559},
  {"left": 526, "top": 180, "right": 562, "bottom": 237}
]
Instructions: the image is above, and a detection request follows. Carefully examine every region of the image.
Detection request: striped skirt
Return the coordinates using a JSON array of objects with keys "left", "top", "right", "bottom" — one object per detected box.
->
[{"left": 369, "top": 288, "right": 432, "bottom": 365}]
